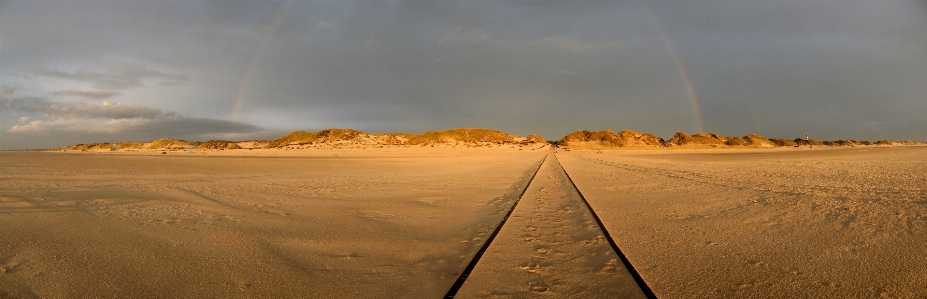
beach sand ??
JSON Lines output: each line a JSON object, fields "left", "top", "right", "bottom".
{"left": 456, "top": 154, "right": 646, "bottom": 298}
{"left": 2, "top": 146, "right": 925, "bottom": 298}
{"left": 558, "top": 146, "right": 927, "bottom": 298}
{"left": 0, "top": 149, "right": 545, "bottom": 298}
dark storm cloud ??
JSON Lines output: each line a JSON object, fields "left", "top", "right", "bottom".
{"left": 235, "top": 1, "right": 667, "bottom": 135}
{"left": 0, "top": 86, "right": 17, "bottom": 97}
{"left": 4, "top": 112, "right": 262, "bottom": 137}
{"left": 1, "top": 97, "right": 264, "bottom": 149}
{"left": 34, "top": 65, "right": 188, "bottom": 90}
{"left": 1, "top": 0, "right": 926, "bottom": 149}
{"left": 1, "top": 97, "right": 260, "bottom": 137}
{"left": 4, "top": 114, "right": 263, "bottom": 149}
{"left": 643, "top": 0, "right": 927, "bottom": 138}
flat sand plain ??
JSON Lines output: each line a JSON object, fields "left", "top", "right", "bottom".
{"left": 559, "top": 146, "right": 927, "bottom": 298}
{"left": 2, "top": 146, "right": 926, "bottom": 298}
{"left": 0, "top": 148, "right": 545, "bottom": 298}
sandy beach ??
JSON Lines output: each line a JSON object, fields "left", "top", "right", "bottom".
{"left": 455, "top": 154, "right": 647, "bottom": 298}
{"left": 0, "top": 149, "right": 545, "bottom": 298}
{"left": 559, "top": 146, "right": 927, "bottom": 298}
{"left": 1, "top": 146, "right": 926, "bottom": 298}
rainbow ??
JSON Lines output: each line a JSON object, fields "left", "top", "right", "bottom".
{"left": 232, "top": 1, "right": 293, "bottom": 120}
{"left": 640, "top": 0, "right": 706, "bottom": 133}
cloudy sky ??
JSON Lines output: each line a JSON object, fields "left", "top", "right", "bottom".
{"left": 2, "top": 0, "right": 926, "bottom": 149}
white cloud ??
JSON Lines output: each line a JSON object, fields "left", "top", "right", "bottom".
{"left": 8, "top": 119, "right": 81, "bottom": 134}
{"left": 18, "top": 116, "right": 30, "bottom": 123}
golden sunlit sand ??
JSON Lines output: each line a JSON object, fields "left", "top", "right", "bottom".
{"left": 2, "top": 144, "right": 926, "bottom": 298}
{"left": 558, "top": 147, "right": 927, "bottom": 297}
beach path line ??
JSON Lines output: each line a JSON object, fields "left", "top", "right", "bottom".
{"left": 450, "top": 153, "right": 653, "bottom": 298}
{"left": 443, "top": 154, "right": 548, "bottom": 298}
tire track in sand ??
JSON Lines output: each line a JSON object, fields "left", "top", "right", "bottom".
{"left": 450, "top": 154, "right": 653, "bottom": 298}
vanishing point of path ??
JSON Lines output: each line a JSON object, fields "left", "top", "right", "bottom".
{"left": 450, "top": 153, "right": 653, "bottom": 298}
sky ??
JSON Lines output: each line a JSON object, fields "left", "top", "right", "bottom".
{"left": 2, "top": 0, "right": 926, "bottom": 150}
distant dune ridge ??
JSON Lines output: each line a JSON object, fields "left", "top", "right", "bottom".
{"left": 55, "top": 128, "right": 548, "bottom": 152}
{"left": 555, "top": 130, "right": 924, "bottom": 150}
{"left": 266, "top": 129, "right": 390, "bottom": 148}
{"left": 407, "top": 128, "right": 537, "bottom": 146}
{"left": 196, "top": 140, "right": 242, "bottom": 150}
{"left": 58, "top": 139, "right": 198, "bottom": 151}
{"left": 54, "top": 127, "right": 924, "bottom": 152}
{"left": 664, "top": 132, "right": 775, "bottom": 148}
{"left": 558, "top": 130, "right": 664, "bottom": 149}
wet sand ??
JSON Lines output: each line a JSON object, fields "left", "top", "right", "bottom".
{"left": 2, "top": 146, "right": 926, "bottom": 298}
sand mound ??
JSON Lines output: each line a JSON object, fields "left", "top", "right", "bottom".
{"left": 676, "top": 133, "right": 776, "bottom": 147}
{"left": 48, "top": 126, "right": 927, "bottom": 152}
{"left": 234, "top": 140, "right": 270, "bottom": 149}
{"left": 525, "top": 134, "right": 546, "bottom": 144}
{"left": 196, "top": 140, "right": 242, "bottom": 150}
{"left": 407, "top": 128, "right": 520, "bottom": 146}
{"left": 558, "top": 130, "right": 664, "bottom": 149}
{"left": 267, "top": 129, "right": 380, "bottom": 148}
{"left": 626, "top": 131, "right": 776, "bottom": 148}
{"left": 821, "top": 140, "right": 875, "bottom": 147}
{"left": 145, "top": 138, "right": 197, "bottom": 150}
{"left": 267, "top": 129, "right": 420, "bottom": 148}
{"left": 876, "top": 140, "right": 902, "bottom": 146}
{"left": 792, "top": 138, "right": 825, "bottom": 146}
{"left": 665, "top": 132, "right": 726, "bottom": 147}
{"left": 742, "top": 134, "right": 776, "bottom": 147}
{"left": 770, "top": 138, "right": 797, "bottom": 147}
{"left": 263, "top": 128, "right": 541, "bottom": 148}
{"left": 59, "top": 142, "right": 115, "bottom": 151}
{"left": 116, "top": 142, "right": 145, "bottom": 150}
{"left": 374, "top": 133, "right": 415, "bottom": 145}
{"left": 53, "top": 127, "right": 544, "bottom": 151}
{"left": 59, "top": 139, "right": 267, "bottom": 151}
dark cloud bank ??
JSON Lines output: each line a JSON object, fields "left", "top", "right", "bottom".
{"left": 1, "top": 1, "right": 926, "bottom": 150}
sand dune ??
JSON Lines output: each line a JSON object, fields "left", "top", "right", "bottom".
{"left": 54, "top": 127, "right": 925, "bottom": 153}
{"left": 55, "top": 128, "right": 552, "bottom": 153}
{"left": 558, "top": 130, "right": 664, "bottom": 149}
{"left": 558, "top": 130, "right": 924, "bottom": 150}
